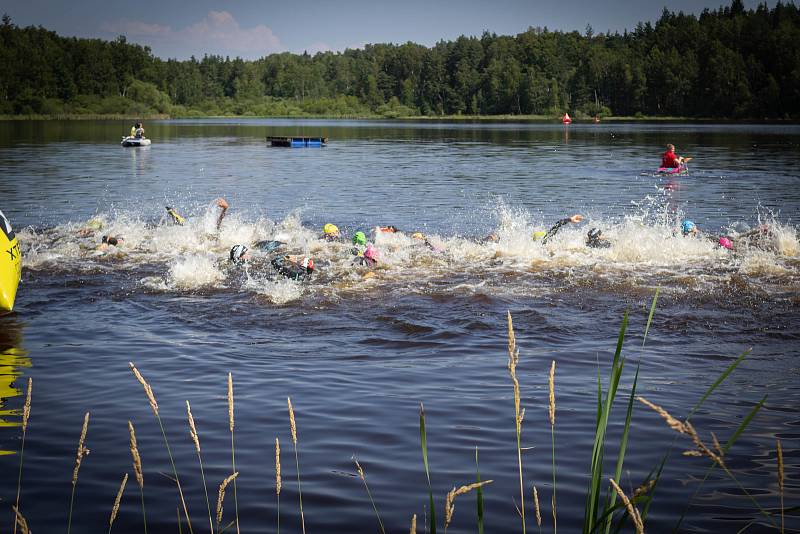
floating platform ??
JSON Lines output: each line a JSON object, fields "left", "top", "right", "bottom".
{"left": 267, "top": 136, "right": 328, "bottom": 148}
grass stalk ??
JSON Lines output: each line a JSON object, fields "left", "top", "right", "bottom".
{"left": 475, "top": 448, "right": 484, "bottom": 534}
{"left": 609, "top": 478, "right": 644, "bottom": 534}
{"left": 129, "top": 362, "right": 193, "bottom": 534}
{"left": 419, "top": 403, "right": 436, "bottom": 534}
{"left": 549, "top": 360, "right": 557, "bottom": 533}
{"left": 354, "top": 457, "right": 385, "bottom": 534}
{"left": 777, "top": 439, "right": 784, "bottom": 534}
{"left": 108, "top": 473, "right": 128, "bottom": 534}
{"left": 227, "top": 373, "right": 240, "bottom": 534}
{"left": 128, "top": 421, "right": 148, "bottom": 534}
{"left": 275, "top": 437, "right": 281, "bottom": 534}
{"left": 410, "top": 514, "right": 416, "bottom": 534}
{"left": 67, "top": 411, "right": 90, "bottom": 534}
{"left": 583, "top": 311, "right": 628, "bottom": 533}
{"left": 13, "top": 377, "right": 31, "bottom": 534}
{"left": 507, "top": 311, "right": 526, "bottom": 534}
{"left": 187, "top": 401, "right": 214, "bottom": 534}
{"left": 287, "top": 397, "right": 306, "bottom": 534}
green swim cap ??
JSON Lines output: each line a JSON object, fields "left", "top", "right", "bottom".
{"left": 353, "top": 231, "right": 366, "bottom": 246}
{"left": 532, "top": 230, "right": 547, "bottom": 241}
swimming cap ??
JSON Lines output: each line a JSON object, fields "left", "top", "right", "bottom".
{"left": 718, "top": 237, "right": 733, "bottom": 250}
{"left": 229, "top": 244, "right": 248, "bottom": 264}
{"left": 681, "top": 220, "right": 696, "bottom": 235}
{"left": 532, "top": 230, "right": 547, "bottom": 241}
{"left": 364, "top": 244, "right": 379, "bottom": 261}
{"left": 411, "top": 232, "right": 425, "bottom": 240}
{"left": 323, "top": 223, "right": 339, "bottom": 236}
{"left": 353, "top": 231, "right": 366, "bottom": 246}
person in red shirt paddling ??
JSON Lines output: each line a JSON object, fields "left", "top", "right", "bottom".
{"left": 661, "top": 144, "right": 685, "bottom": 168}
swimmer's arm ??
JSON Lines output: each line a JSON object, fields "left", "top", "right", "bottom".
{"left": 215, "top": 197, "right": 229, "bottom": 230}
{"left": 542, "top": 214, "right": 583, "bottom": 243}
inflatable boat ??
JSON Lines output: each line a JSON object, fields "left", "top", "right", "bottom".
{"left": 121, "top": 136, "right": 151, "bottom": 147}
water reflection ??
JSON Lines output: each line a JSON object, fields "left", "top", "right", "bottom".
{"left": 0, "top": 316, "right": 30, "bottom": 455}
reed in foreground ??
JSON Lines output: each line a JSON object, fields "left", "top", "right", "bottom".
{"left": 227, "top": 373, "right": 241, "bottom": 534}
{"left": 13, "top": 377, "right": 31, "bottom": 534}
{"left": 187, "top": 400, "right": 214, "bottom": 534}
{"left": 108, "top": 473, "right": 128, "bottom": 534}
{"left": 443, "top": 481, "right": 492, "bottom": 533}
{"left": 128, "top": 421, "right": 147, "bottom": 534}
{"left": 67, "top": 411, "right": 90, "bottom": 534}
{"left": 287, "top": 397, "right": 306, "bottom": 534}
{"left": 129, "top": 362, "right": 193, "bottom": 534}
{"left": 216, "top": 472, "right": 238, "bottom": 534}
{"left": 507, "top": 311, "right": 526, "bottom": 534}
{"left": 275, "top": 437, "right": 281, "bottom": 534}
{"left": 354, "top": 457, "right": 385, "bottom": 534}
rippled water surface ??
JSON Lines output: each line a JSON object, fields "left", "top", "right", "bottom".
{"left": 0, "top": 119, "right": 798, "bottom": 532}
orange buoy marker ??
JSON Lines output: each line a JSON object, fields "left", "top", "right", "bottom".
{"left": 562, "top": 112, "right": 572, "bottom": 124}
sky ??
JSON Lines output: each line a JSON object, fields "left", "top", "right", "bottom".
{"left": 2, "top": 0, "right": 772, "bottom": 60}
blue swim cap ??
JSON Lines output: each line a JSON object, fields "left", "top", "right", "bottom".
{"left": 681, "top": 220, "right": 696, "bottom": 235}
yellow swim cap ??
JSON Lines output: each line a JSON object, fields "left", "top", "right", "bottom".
{"left": 323, "top": 223, "right": 339, "bottom": 235}
{"left": 411, "top": 232, "right": 425, "bottom": 240}
{"left": 532, "top": 230, "right": 547, "bottom": 241}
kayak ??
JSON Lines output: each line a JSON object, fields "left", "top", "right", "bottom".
{"left": 121, "top": 136, "right": 151, "bottom": 147}
{"left": 656, "top": 165, "right": 688, "bottom": 175}
{"left": 0, "top": 209, "right": 21, "bottom": 312}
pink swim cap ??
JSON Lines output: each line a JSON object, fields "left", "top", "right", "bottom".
{"left": 364, "top": 244, "right": 380, "bottom": 261}
{"left": 718, "top": 237, "right": 733, "bottom": 250}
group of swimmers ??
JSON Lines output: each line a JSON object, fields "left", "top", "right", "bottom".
{"left": 80, "top": 174, "right": 780, "bottom": 283}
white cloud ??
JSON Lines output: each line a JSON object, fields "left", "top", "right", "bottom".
{"left": 302, "top": 42, "right": 332, "bottom": 55}
{"left": 102, "top": 11, "right": 282, "bottom": 59}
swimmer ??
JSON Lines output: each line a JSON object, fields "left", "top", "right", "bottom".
{"left": 532, "top": 214, "right": 584, "bottom": 244}
{"left": 411, "top": 231, "right": 443, "bottom": 252}
{"left": 586, "top": 228, "right": 611, "bottom": 248}
{"left": 96, "top": 234, "right": 124, "bottom": 251}
{"left": 681, "top": 220, "right": 698, "bottom": 236}
{"left": 166, "top": 206, "right": 186, "bottom": 225}
{"left": 322, "top": 223, "right": 341, "bottom": 241}
{"left": 353, "top": 243, "right": 380, "bottom": 269}
{"left": 272, "top": 254, "right": 315, "bottom": 281}
{"left": 482, "top": 233, "right": 500, "bottom": 243}
{"left": 76, "top": 218, "right": 104, "bottom": 237}
{"left": 229, "top": 244, "right": 251, "bottom": 265}
{"left": 377, "top": 225, "right": 399, "bottom": 234}
{"left": 253, "top": 240, "right": 286, "bottom": 253}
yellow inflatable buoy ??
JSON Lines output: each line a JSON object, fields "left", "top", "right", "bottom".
{"left": 0, "top": 210, "right": 21, "bottom": 312}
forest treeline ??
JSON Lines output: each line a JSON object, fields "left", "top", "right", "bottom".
{"left": 1, "top": 1, "right": 799, "bottom": 119}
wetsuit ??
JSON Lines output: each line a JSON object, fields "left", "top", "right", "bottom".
{"left": 271, "top": 256, "right": 312, "bottom": 281}
{"left": 541, "top": 219, "right": 572, "bottom": 244}
{"left": 254, "top": 240, "right": 286, "bottom": 253}
{"left": 586, "top": 228, "right": 611, "bottom": 248}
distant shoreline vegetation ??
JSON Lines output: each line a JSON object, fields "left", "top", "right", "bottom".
{"left": 1, "top": 0, "right": 799, "bottom": 120}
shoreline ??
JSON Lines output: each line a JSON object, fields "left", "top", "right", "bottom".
{"left": 1, "top": 113, "right": 798, "bottom": 124}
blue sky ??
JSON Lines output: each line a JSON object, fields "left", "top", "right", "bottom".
{"left": 2, "top": 0, "right": 771, "bottom": 59}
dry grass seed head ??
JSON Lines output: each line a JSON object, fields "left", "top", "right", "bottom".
{"left": 633, "top": 479, "right": 656, "bottom": 499}
{"left": 549, "top": 360, "right": 556, "bottom": 426}
{"left": 22, "top": 377, "right": 31, "bottom": 431}
{"left": 410, "top": 513, "right": 417, "bottom": 534}
{"left": 128, "top": 421, "right": 143, "bottom": 489}
{"left": 72, "top": 412, "right": 91, "bottom": 487}
{"left": 109, "top": 473, "right": 128, "bottom": 529}
{"left": 777, "top": 439, "right": 784, "bottom": 492}
{"left": 216, "top": 472, "right": 239, "bottom": 526}
{"left": 275, "top": 437, "right": 281, "bottom": 495}
{"left": 288, "top": 397, "right": 297, "bottom": 445}
{"left": 187, "top": 401, "right": 200, "bottom": 454}
{"left": 12, "top": 506, "right": 30, "bottom": 534}
{"left": 227, "top": 372, "right": 234, "bottom": 433}
{"left": 637, "top": 396, "right": 686, "bottom": 434}
{"left": 609, "top": 478, "right": 644, "bottom": 534}
{"left": 354, "top": 458, "right": 365, "bottom": 481}
{"left": 444, "top": 480, "right": 493, "bottom": 530}
{"left": 129, "top": 362, "right": 158, "bottom": 416}
{"left": 533, "top": 485, "right": 542, "bottom": 527}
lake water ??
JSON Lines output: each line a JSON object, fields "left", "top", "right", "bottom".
{"left": 0, "top": 119, "right": 798, "bottom": 532}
